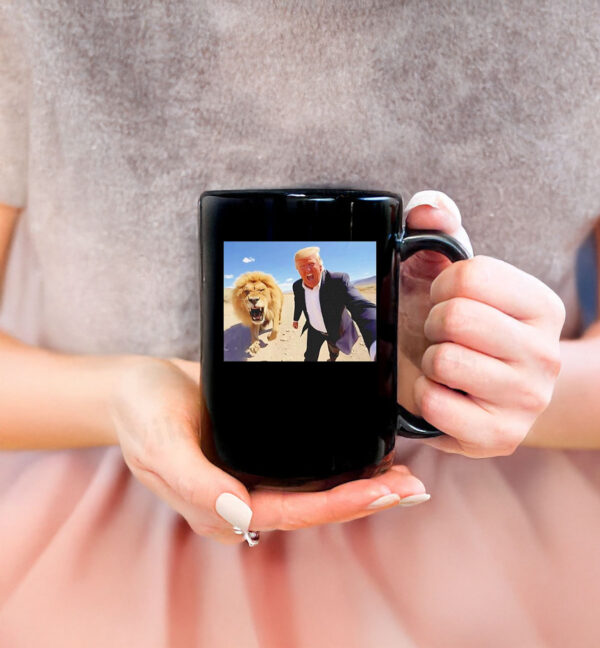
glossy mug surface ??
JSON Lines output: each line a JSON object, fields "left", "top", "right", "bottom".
{"left": 199, "top": 189, "right": 469, "bottom": 491}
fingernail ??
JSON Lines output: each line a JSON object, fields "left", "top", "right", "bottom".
{"left": 399, "top": 493, "right": 431, "bottom": 507}
{"left": 216, "top": 492, "right": 253, "bottom": 532}
{"left": 367, "top": 493, "right": 401, "bottom": 509}
{"left": 403, "top": 190, "right": 473, "bottom": 258}
{"left": 403, "top": 190, "right": 461, "bottom": 222}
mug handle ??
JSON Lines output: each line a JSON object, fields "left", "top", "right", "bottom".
{"left": 395, "top": 228, "right": 472, "bottom": 438}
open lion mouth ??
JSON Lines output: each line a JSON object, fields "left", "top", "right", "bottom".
{"left": 249, "top": 306, "right": 264, "bottom": 322}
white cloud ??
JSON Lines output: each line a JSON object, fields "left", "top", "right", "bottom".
{"left": 242, "top": 257, "right": 255, "bottom": 263}
{"left": 285, "top": 277, "right": 294, "bottom": 282}
{"left": 224, "top": 274, "right": 234, "bottom": 279}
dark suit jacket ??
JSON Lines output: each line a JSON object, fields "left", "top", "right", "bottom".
{"left": 292, "top": 270, "right": 376, "bottom": 354}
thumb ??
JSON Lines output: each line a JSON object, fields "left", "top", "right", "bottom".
{"left": 403, "top": 190, "right": 474, "bottom": 257}
{"left": 148, "top": 430, "right": 256, "bottom": 542}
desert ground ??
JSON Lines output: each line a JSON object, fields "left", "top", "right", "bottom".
{"left": 224, "top": 285, "right": 376, "bottom": 362}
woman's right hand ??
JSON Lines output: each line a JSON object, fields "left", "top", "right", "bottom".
{"left": 109, "top": 356, "right": 430, "bottom": 545}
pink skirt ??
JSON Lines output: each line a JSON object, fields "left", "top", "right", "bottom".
{"left": 1, "top": 440, "right": 599, "bottom": 647}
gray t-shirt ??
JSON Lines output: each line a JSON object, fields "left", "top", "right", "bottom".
{"left": 1, "top": 1, "right": 599, "bottom": 356}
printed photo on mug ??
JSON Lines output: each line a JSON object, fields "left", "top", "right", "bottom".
{"left": 223, "top": 241, "right": 377, "bottom": 362}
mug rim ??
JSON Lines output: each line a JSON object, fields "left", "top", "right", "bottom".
{"left": 200, "top": 187, "right": 400, "bottom": 201}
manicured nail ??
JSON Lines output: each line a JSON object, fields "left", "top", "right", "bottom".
{"left": 403, "top": 190, "right": 473, "bottom": 257}
{"left": 215, "top": 493, "right": 253, "bottom": 532}
{"left": 403, "top": 190, "right": 461, "bottom": 221}
{"left": 367, "top": 493, "right": 401, "bottom": 509}
{"left": 399, "top": 493, "right": 431, "bottom": 507}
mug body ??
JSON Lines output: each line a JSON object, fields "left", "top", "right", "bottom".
{"left": 199, "top": 188, "right": 401, "bottom": 491}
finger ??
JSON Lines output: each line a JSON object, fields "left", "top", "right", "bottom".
{"left": 419, "top": 434, "right": 465, "bottom": 455}
{"left": 421, "top": 342, "right": 521, "bottom": 405}
{"left": 400, "top": 203, "right": 455, "bottom": 286}
{"left": 134, "top": 419, "right": 254, "bottom": 538}
{"left": 130, "top": 463, "right": 244, "bottom": 545}
{"left": 413, "top": 375, "right": 522, "bottom": 456}
{"left": 250, "top": 466, "right": 427, "bottom": 531}
{"left": 420, "top": 427, "right": 518, "bottom": 459}
{"left": 424, "top": 297, "right": 539, "bottom": 362}
{"left": 404, "top": 190, "right": 474, "bottom": 256}
{"left": 335, "top": 466, "right": 429, "bottom": 523}
{"left": 430, "top": 256, "right": 566, "bottom": 333}
{"left": 400, "top": 245, "right": 452, "bottom": 285}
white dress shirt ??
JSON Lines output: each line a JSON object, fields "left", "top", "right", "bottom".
{"left": 302, "top": 269, "right": 327, "bottom": 334}
{"left": 301, "top": 270, "right": 377, "bottom": 360}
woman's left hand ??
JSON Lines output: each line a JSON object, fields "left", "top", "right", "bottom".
{"left": 406, "top": 192, "right": 566, "bottom": 457}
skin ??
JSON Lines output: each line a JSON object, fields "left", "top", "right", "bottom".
{"left": 296, "top": 254, "right": 323, "bottom": 289}
{"left": 0, "top": 204, "right": 426, "bottom": 544}
{"left": 293, "top": 253, "right": 323, "bottom": 329}
{"left": 405, "top": 204, "right": 598, "bottom": 454}
{"left": 1, "top": 200, "right": 598, "bottom": 544}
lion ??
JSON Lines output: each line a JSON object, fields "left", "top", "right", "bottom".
{"left": 231, "top": 271, "right": 284, "bottom": 355}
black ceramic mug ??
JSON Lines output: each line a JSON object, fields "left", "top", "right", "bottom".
{"left": 199, "top": 189, "right": 470, "bottom": 491}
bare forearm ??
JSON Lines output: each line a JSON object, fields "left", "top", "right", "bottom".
{"left": 0, "top": 204, "right": 19, "bottom": 294}
{"left": 524, "top": 323, "right": 600, "bottom": 449}
{"left": 0, "top": 330, "right": 125, "bottom": 450}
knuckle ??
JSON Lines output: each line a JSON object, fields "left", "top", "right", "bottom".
{"left": 454, "top": 257, "right": 483, "bottom": 295}
{"left": 442, "top": 299, "right": 469, "bottom": 337}
{"left": 418, "top": 382, "right": 440, "bottom": 425}
{"left": 539, "top": 385, "right": 554, "bottom": 411}
{"left": 497, "top": 441, "right": 520, "bottom": 457}
{"left": 533, "top": 287, "right": 566, "bottom": 333}
{"left": 459, "top": 415, "right": 526, "bottom": 459}
{"left": 549, "top": 291, "right": 567, "bottom": 328}
{"left": 539, "top": 346, "right": 562, "bottom": 380}
{"left": 517, "top": 384, "right": 550, "bottom": 413}
{"left": 528, "top": 335, "right": 562, "bottom": 380}
{"left": 469, "top": 254, "right": 488, "bottom": 274}
{"left": 429, "top": 344, "right": 457, "bottom": 380}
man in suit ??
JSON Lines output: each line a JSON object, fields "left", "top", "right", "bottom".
{"left": 292, "top": 246, "right": 377, "bottom": 362}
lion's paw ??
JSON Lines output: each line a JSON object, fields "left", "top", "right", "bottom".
{"left": 248, "top": 341, "right": 260, "bottom": 355}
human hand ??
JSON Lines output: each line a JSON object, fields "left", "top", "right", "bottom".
{"left": 396, "top": 191, "right": 473, "bottom": 409}
{"left": 293, "top": 321, "right": 299, "bottom": 329}
{"left": 110, "top": 357, "right": 429, "bottom": 546}
{"left": 404, "top": 191, "right": 565, "bottom": 458}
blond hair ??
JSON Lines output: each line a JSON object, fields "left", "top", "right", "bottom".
{"left": 294, "top": 246, "right": 321, "bottom": 264}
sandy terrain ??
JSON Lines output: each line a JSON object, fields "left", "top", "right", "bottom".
{"left": 224, "top": 286, "right": 376, "bottom": 362}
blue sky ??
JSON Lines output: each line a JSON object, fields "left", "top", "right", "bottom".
{"left": 224, "top": 241, "right": 376, "bottom": 293}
